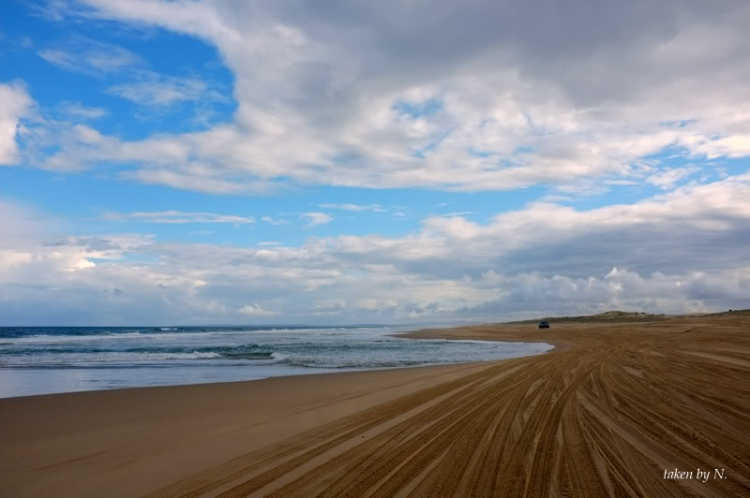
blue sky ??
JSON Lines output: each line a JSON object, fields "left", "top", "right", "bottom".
{"left": 1, "top": 1, "right": 749, "bottom": 324}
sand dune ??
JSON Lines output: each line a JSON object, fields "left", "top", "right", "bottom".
{"left": 2, "top": 314, "right": 749, "bottom": 497}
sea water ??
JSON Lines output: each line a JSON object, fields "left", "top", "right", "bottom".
{"left": 0, "top": 326, "right": 552, "bottom": 398}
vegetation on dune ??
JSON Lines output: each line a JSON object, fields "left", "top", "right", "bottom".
{"left": 507, "top": 309, "right": 750, "bottom": 324}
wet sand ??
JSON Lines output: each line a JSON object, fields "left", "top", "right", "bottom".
{"left": 1, "top": 313, "right": 749, "bottom": 497}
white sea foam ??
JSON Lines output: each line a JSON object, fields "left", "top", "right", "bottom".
{"left": 270, "top": 352, "right": 287, "bottom": 362}
{"left": 0, "top": 351, "right": 222, "bottom": 367}
{"left": 0, "top": 325, "right": 553, "bottom": 397}
{"left": 0, "top": 332, "right": 147, "bottom": 344}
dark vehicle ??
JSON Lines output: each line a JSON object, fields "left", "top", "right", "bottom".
{"left": 538, "top": 321, "right": 550, "bottom": 329}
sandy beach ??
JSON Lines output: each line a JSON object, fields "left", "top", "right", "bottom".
{"left": 1, "top": 313, "right": 749, "bottom": 497}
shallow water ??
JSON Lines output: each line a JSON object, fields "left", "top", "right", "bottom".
{"left": 0, "top": 325, "right": 552, "bottom": 398}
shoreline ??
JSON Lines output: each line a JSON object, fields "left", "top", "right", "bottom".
{"left": 0, "top": 356, "right": 499, "bottom": 401}
{"left": 394, "top": 325, "right": 570, "bottom": 351}
{"left": 0, "top": 331, "right": 553, "bottom": 400}
{"left": 2, "top": 315, "right": 749, "bottom": 497}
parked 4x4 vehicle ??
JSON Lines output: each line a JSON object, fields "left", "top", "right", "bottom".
{"left": 538, "top": 321, "right": 550, "bottom": 329}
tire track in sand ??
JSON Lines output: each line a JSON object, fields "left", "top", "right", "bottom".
{"left": 149, "top": 319, "right": 750, "bottom": 498}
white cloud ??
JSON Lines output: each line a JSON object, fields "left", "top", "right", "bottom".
{"left": 38, "top": 49, "right": 78, "bottom": 69}
{"left": 239, "top": 303, "right": 277, "bottom": 316}
{"left": 107, "top": 73, "right": 210, "bottom": 107}
{"left": 261, "top": 216, "right": 289, "bottom": 225}
{"left": 319, "top": 203, "right": 386, "bottom": 212}
{"left": 647, "top": 166, "right": 698, "bottom": 189}
{"left": 302, "top": 212, "right": 332, "bottom": 227}
{"left": 37, "top": 36, "right": 141, "bottom": 74}
{"left": 104, "top": 210, "right": 254, "bottom": 224}
{"left": 28, "top": 0, "right": 82, "bottom": 21}
{"left": 0, "top": 82, "right": 33, "bottom": 165}
{"left": 123, "top": 168, "right": 264, "bottom": 194}
{"left": 22, "top": 0, "right": 747, "bottom": 193}
{"left": 442, "top": 211, "right": 476, "bottom": 217}
{"left": 59, "top": 101, "right": 107, "bottom": 120}
{"left": 1, "top": 174, "right": 749, "bottom": 324}
{"left": 4, "top": 2, "right": 750, "bottom": 324}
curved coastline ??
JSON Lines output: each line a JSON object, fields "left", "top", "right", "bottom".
{"left": 1, "top": 313, "right": 749, "bottom": 497}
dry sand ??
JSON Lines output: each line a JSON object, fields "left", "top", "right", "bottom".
{"left": 1, "top": 313, "right": 749, "bottom": 497}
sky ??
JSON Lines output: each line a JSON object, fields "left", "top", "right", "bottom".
{"left": 1, "top": 0, "right": 749, "bottom": 325}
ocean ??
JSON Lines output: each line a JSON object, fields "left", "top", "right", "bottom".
{"left": 0, "top": 326, "right": 553, "bottom": 398}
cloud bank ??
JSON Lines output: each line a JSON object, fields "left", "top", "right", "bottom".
{"left": 3, "top": 1, "right": 749, "bottom": 324}
{"left": 2, "top": 174, "right": 748, "bottom": 324}
{"left": 18, "top": 0, "right": 750, "bottom": 194}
